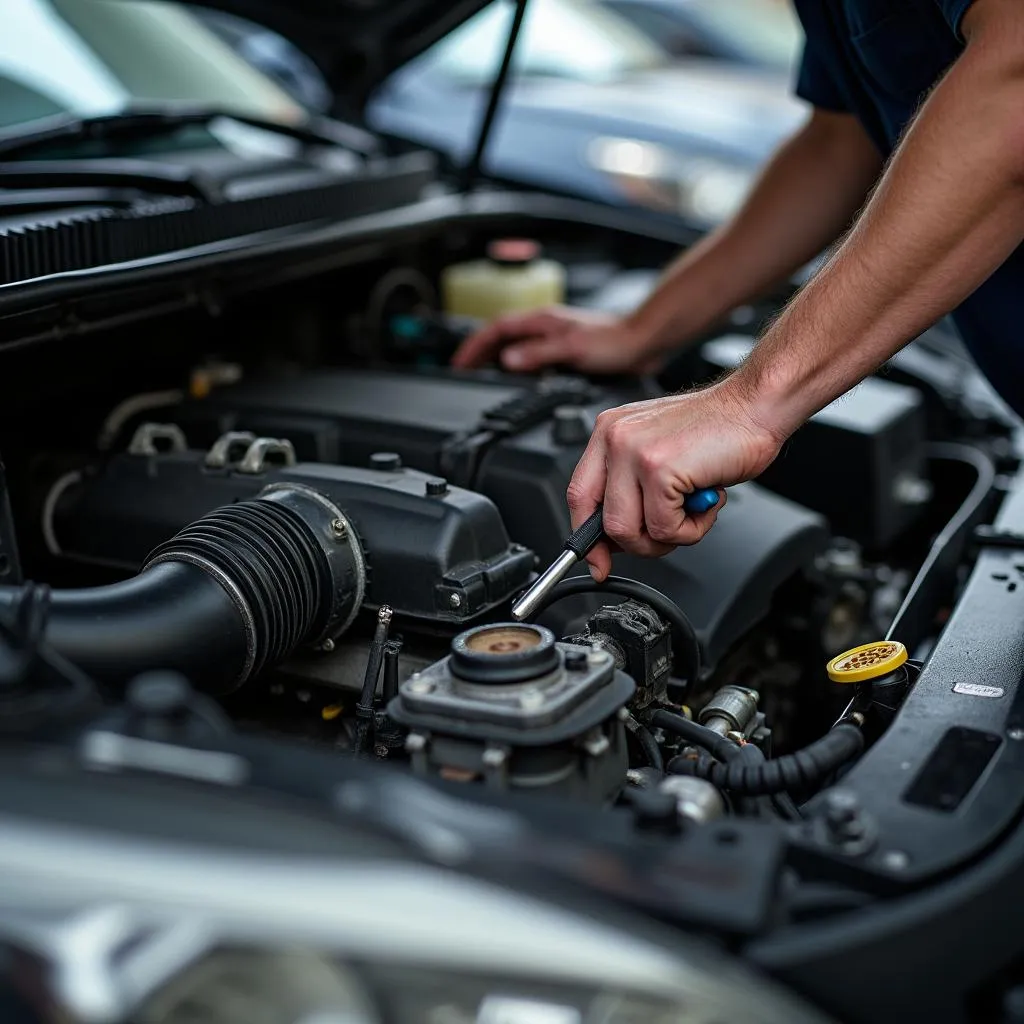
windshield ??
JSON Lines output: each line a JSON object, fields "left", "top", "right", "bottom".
{"left": 428, "top": 0, "right": 669, "bottom": 86}
{"left": 681, "top": 0, "right": 802, "bottom": 70}
{"left": 0, "top": 0, "right": 303, "bottom": 133}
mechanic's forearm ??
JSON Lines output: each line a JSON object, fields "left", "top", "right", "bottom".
{"left": 629, "top": 109, "right": 882, "bottom": 354}
{"left": 730, "top": 6, "right": 1024, "bottom": 442}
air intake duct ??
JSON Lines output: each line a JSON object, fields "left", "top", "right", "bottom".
{"left": 0, "top": 486, "right": 364, "bottom": 692}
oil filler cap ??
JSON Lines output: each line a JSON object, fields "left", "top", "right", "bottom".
{"left": 827, "top": 640, "right": 908, "bottom": 684}
{"left": 449, "top": 623, "right": 560, "bottom": 684}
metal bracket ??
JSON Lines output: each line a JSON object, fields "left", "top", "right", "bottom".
{"left": 236, "top": 437, "right": 296, "bottom": 475}
{"left": 127, "top": 422, "right": 188, "bottom": 456}
{"left": 204, "top": 430, "right": 257, "bottom": 469}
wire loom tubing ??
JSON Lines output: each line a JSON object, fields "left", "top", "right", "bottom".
{"left": 654, "top": 709, "right": 865, "bottom": 797}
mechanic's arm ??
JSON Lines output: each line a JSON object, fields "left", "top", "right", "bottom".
{"left": 623, "top": 107, "right": 881, "bottom": 358}
{"left": 735, "top": 0, "right": 1024, "bottom": 440}
{"left": 452, "top": 108, "right": 881, "bottom": 371}
{"left": 571, "top": 0, "right": 1024, "bottom": 581}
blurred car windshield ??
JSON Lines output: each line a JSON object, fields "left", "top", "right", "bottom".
{"left": 0, "top": 0, "right": 303, "bottom": 132}
{"left": 428, "top": 0, "right": 670, "bottom": 85}
{"left": 679, "top": 0, "right": 801, "bottom": 69}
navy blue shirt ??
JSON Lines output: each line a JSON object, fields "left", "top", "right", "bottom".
{"left": 792, "top": 0, "right": 1024, "bottom": 417}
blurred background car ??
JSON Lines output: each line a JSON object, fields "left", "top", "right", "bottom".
{"left": 197, "top": 0, "right": 808, "bottom": 229}
{"left": 597, "top": 0, "right": 802, "bottom": 71}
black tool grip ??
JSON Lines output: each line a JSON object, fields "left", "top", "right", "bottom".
{"left": 565, "top": 506, "right": 606, "bottom": 558}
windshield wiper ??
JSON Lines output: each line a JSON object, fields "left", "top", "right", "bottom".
{"left": 0, "top": 104, "right": 380, "bottom": 161}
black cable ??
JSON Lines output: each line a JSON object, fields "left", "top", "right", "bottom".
{"left": 529, "top": 575, "right": 701, "bottom": 686}
{"left": 667, "top": 722, "right": 865, "bottom": 797}
{"left": 652, "top": 709, "right": 739, "bottom": 763}
{"left": 626, "top": 715, "right": 664, "bottom": 772}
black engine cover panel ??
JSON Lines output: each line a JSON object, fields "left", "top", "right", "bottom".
{"left": 157, "top": 368, "right": 830, "bottom": 669}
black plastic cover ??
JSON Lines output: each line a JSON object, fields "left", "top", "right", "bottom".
{"left": 159, "top": 368, "right": 828, "bottom": 670}
{"left": 702, "top": 336, "right": 928, "bottom": 549}
{"left": 53, "top": 452, "right": 534, "bottom": 625}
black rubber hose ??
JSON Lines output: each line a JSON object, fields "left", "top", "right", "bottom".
{"left": 0, "top": 495, "right": 337, "bottom": 693}
{"left": 0, "top": 562, "right": 246, "bottom": 691}
{"left": 626, "top": 715, "right": 664, "bottom": 772}
{"left": 528, "top": 575, "right": 701, "bottom": 686}
{"left": 667, "top": 722, "right": 865, "bottom": 796}
{"left": 652, "top": 709, "right": 741, "bottom": 764}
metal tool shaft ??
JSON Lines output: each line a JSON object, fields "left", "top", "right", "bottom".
{"left": 511, "top": 548, "right": 578, "bottom": 621}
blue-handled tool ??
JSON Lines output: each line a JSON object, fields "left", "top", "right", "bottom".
{"left": 510, "top": 487, "right": 721, "bottom": 621}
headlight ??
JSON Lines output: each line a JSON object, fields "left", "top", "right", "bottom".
{"left": 586, "top": 137, "right": 754, "bottom": 227}
{"left": 0, "top": 812, "right": 835, "bottom": 1024}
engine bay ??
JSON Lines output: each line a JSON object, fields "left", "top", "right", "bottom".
{"left": 2, "top": 212, "right": 1024, "bottom": 1022}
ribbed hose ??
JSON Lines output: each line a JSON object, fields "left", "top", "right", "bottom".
{"left": 0, "top": 496, "right": 337, "bottom": 692}
{"left": 147, "top": 498, "right": 333, "bottom": 679}
{"left": 658, "top": 709, "right": 865, "bottom": 797}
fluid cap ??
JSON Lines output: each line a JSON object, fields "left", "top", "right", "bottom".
{"left": 449, "top": 623, "right": 560, "bottom": 684}
{"left": 487, "top": 238, "right": 541, "bottom": 266}
{"left": 827, "top": 640, "right": 907, "bottom": 684}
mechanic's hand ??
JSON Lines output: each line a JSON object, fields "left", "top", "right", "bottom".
{"left": 568, "top": 383, "right": 784, "bottom": 581}
{"left": 450, "top": 306, "right": 660, "bottom": 374}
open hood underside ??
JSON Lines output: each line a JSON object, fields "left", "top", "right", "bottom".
{"left": 176, "top": 0, "right": 494, "bottom": 117}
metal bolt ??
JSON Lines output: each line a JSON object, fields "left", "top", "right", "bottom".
{"left": 882, "top": 849, "right": 910, "bottom": 871}
{"left": 626, "top": 768, "right": 646, "bottom": 786}
{"left": 449, "top": 593, "right": 463, "bottom": 609}
{"left": 726, "top": 730, "right": 747, "bottom": 747}
{"left": 405, "top": 733, "right": 427, "bottom": 753}
{"left": 1009, "top": 728, "right": 1024, "bottom": 741}
{"left": 318, "top": 637, "right": 336, "bottom": 653}
{"left": 617, "top": 706, "right": 632, "bottom": 722}
{"left": 330, "top": 518, "right": 347, "bottom": 539}
{"left": 406, "top": 676, "right": 434, "bottom": 695}
{"left": 587, "top": 650, "right": 609, "bottom": 666}
{"left": 519, "top": 689, "right": 545, "bottom": 710}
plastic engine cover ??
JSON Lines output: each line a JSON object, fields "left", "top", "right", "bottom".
{"left": 51, "top": 452, "right": 534, "bottom": 625}
{"left": 148, "top": 368, "right": 829, "bottom": 669}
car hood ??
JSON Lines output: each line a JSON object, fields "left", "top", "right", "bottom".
{"left": 512, "top": 62, "right": 807, "bottom": 159}
{"left": 177, "top": 0, "right": 494, "bottom": 117}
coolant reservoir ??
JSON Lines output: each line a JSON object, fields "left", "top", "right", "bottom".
{"left": 441, "top": 239, "right": 566, "bottom": 320}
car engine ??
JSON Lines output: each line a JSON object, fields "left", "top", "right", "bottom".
{"left": 1, "top": 215, "right": 1022, "bottom": 1024}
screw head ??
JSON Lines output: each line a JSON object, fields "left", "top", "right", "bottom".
{"left": 318, "top": 637, "right": 336, "bottom": 653}
{"left": 406, "top": 676, "right": 434, "bottom": 695}
{"left": 1009, "top": 727, "right": 1024, "bottom": 741}
{"left": 405, "top": 733, "right": 427, "bottom": 753}
{"left": 519, "top": 689, "right": 546, "bottom": 710}
{"left": 330, "top": 518, "right": 347, "bottom": 539}
{"left": 449, "top": 593, "right": 463, "bottom": 609}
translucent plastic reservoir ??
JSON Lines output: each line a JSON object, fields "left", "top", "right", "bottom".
{"left": 441, "top": 239, "right": 566, "bottom": 321}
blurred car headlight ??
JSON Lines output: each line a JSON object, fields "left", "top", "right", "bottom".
{"left": 0, "top": 810, "right": 835, "bottom": 1024}
{"left": 586, "top": 137, "right": 754, "bottom": 227}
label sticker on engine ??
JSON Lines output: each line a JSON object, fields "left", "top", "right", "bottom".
{"left": 953, "top": 682, "right": 1005, "bottom": 699}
